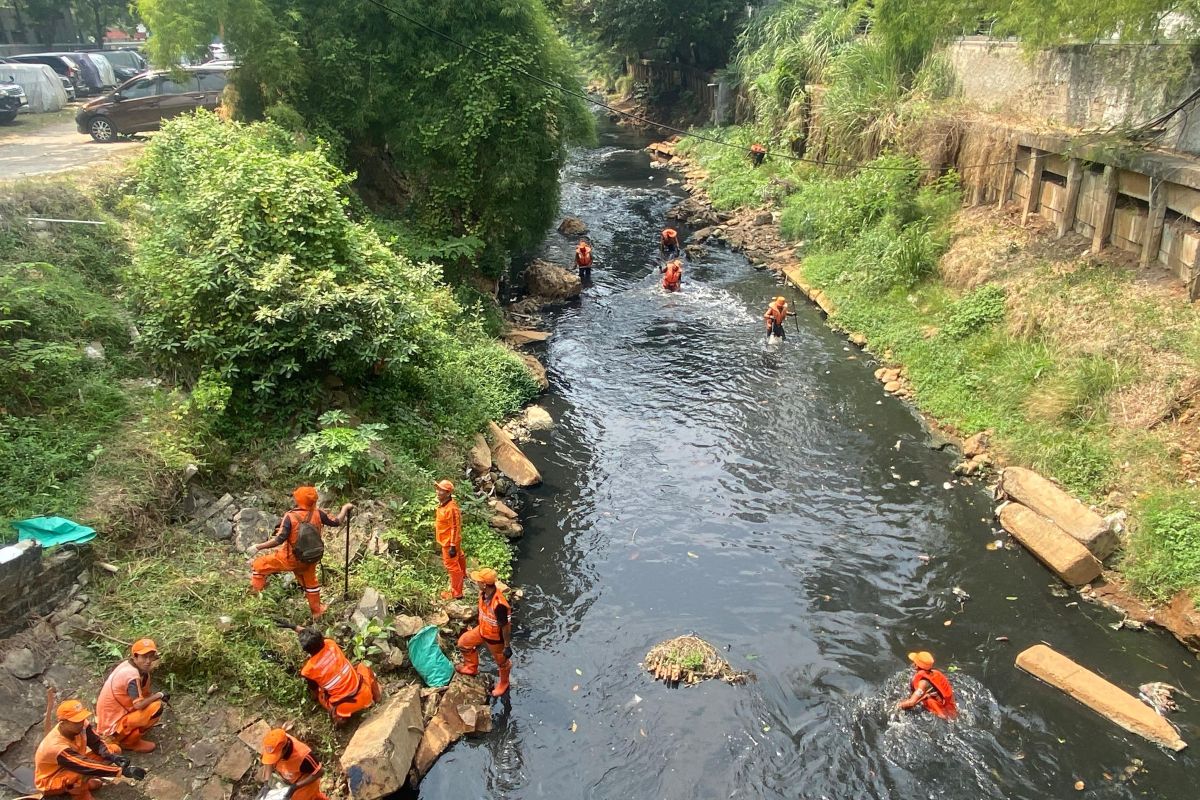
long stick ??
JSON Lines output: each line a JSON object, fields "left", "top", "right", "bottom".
{"left": 343, "top": 509, "right": 352, "bottom": 601}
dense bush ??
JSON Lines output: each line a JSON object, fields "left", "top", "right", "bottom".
{"left": 943, "top": 284, "right": 1006, "bottom": 339}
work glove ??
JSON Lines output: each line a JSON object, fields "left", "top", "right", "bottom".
{"left": 158, "top": 691, "right": 171, "bottom": 703}
{"left": 503, "top": 646, "right": 513, "bottom": 659}
{"left": 121, "top": 764, "right": 147, "bottom": 781}
{"left": 448, "top": 545, "right": 457, "bottom": 558}
{"left": 110, "top": 755, "right": 130, "bottom": 768}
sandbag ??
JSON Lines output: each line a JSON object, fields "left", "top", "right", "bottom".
{"left": 407, "top": 625, "right": 453, "bottom": 687}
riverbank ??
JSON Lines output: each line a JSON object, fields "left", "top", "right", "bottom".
{"left": 657, "top": 128, "right": 1200, "bottom": 653}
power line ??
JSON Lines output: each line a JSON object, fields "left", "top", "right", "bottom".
{"left": 360, "top": 0, "right": 1023, "bottom": 173}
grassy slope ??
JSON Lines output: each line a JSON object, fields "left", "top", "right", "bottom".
{"left": 679, "top": 127, "right": 1200, "bottom": 605}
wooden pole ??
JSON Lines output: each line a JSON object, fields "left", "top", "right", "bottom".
{"left": 1141, "top": 176, "right": 1167, "bottom": 269}
{"left": 1091, "top": 165, "right": 1119, "bottom": 254}
{"left": 343, "top": 510, "right": 352, "bottom": 601}
{"left": 1058, "top": 158, "right": 1083, "bottom": 239}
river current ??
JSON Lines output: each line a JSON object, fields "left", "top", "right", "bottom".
{"left": 418, "top": 118, "right": 1200, "bottom": 799}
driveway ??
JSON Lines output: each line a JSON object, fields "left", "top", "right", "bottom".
{"left": 0, "top": 120, "right": 145, "bottom": 179}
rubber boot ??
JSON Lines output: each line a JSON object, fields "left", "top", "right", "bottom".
{"left": 491, "top": 664, "right": 511, "bottom": 697}
{"left": 123, "top": 731, "right": 157, "bottom": 753}
{"left": 455, "top": 647, "right": 479, "bottom": 675}
{"left": 307, "top": 590, "right": 327, "bottom": 619}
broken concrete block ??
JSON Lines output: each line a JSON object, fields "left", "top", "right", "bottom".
{"left": 1016, "top": 644, "right": 1186, "bottom": 751}
{"left": 999, "top": 503, "right": 1102, "bottom": 586}
{"left": 1000, "top": 467, "right": 1117, "bottom": 559}
{"left": 487, "top": 421, "right": 542, "bottom": 487}
{"left": 411, "top": 674, "right": 489, "bottom": 778}
{"left": 341, "top": 686, "right": 424, "bottom": 800}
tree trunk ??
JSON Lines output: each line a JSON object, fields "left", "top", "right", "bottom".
{"left": 92, "top": 0, "right": 104, "bottom": 46}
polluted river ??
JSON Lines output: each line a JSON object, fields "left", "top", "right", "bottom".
{"left": 417, "top": 118, "right": 1200, "bottom": 799}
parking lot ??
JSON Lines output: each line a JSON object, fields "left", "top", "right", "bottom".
{"left": 0, "top": 117, "right": 144, "bottom": 178}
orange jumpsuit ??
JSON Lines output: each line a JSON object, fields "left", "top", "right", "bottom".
{"left": 435, "top": 497, "right": 465, "bottom": 598}
{"left": 96, "top": 660, "right": 162, "bottom": 749}
{"left": 250, "top": 505, "right": 330, "bottom": 614}
{"left": 662, "top": 261, "right": 683, "bottom": 292}
{"left": 271, "top": 735, "right": 329, "bottom": 800}
{"left": 34, "top": 723, "right": 122, "bottom": 797}
{"left": 457, "top": 588, "right": 512, "bottom": 673}
{"left": 911, "top": 669, "right": 958, "bottom": 719}
{"left": 300, "top": 638, "right": 380, "bottom": 721}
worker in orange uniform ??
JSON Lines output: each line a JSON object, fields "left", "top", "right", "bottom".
{"left": 763, "top": 296, "right": 793, "bottom": 340}
{"left": 34, "top": 699, "right": 145, "bottom": 799}
{"left": 259, "top": 728, "right": 328, "bottom": 800}
{"left": 96, "top": 639, "right": 165, "bottom": 753}
{"left": 295, "top": 626, "right": 380, "bottom": 724}
{"left": 661, "top": 259, "right": 683, "bottom": 292}
{"left": 897, "top": 651, "right": 957, "bottom": 720}
{"left": 659, "top": 228, "right": 680, "bottom": 258}
{"left": 250, "top": 486, "right": 353, "bottom": 619}
{"left": 750, "top": 142, "right": 767, "bottom": 167}
{"left": 435, "top": 479, "right": 466, "bottom": 600}
{"left": 574, "top": 240, "right": 594, "bottom": 279}
{"left": 455, "top": 568, "right": 513, "bottom": 697}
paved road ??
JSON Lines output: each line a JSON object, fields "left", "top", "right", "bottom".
{"left": 0, "top": 120, "right": 145, "bottom": 179}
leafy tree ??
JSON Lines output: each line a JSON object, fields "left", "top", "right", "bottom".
{"left": 135, "top": 0, "right": 592, "bottom": 268}
{"left": 564, "top": 0, "right": 747, "bottom": 69}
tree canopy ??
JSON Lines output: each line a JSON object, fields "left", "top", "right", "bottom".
{"left": 562, "top": 0, "right": 748, "bottom": 69}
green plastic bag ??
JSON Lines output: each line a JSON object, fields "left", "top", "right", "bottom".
{"left": 13, "top": 516, "right": 96, "bottom": 547}
{"left": 407, "top": 624, "right": 453, "bottom": 687}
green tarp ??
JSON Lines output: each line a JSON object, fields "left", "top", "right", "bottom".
{"left": 12, "top": 516, "right": 95, "bottom": 547}
{"left": 407, "top": 624, "right": 453, "bottom": 687}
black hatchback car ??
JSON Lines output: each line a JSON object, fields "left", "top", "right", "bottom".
{"left": 75, "top": 66, "right": 231, "bottom": 142}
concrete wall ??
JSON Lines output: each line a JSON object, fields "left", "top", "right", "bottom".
{"left": 0, "top": 540, "right": 91, "bottom": 639}
{"left": 946, "top": 38, "right": 1200, "bottom": 154}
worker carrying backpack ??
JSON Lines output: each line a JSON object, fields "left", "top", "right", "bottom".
{"left": 292, "top": 507, "right": 325, "bottom": 564}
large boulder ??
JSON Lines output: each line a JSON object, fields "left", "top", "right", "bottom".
{"left": 557, "top": 216, "right": 588, "bottom": 236}
{"left": 468, "top": 434, "right": 491, "bottom": 474}
{"left": 487, "top": 422, "right": 542, "bottom": 487}
{"left": 520, "top": 405, "right": 553, "bottom": 432}
{"left": 525, "top": 259, "right": 581, "bottom": 302}
{"left": 518, "top": 353, "right": 549, "bottom": 391}
{"left": 1000, "top": 467, "right": 1117, "bottom": 559}
{"left": 341, "top": 686, "right": 425, "bottom": 800}
{"left": 233, "top": 507, "right": 275, "bottom": 553}
{"left": 411, "top": 674, "right": 491, "bottom": 780}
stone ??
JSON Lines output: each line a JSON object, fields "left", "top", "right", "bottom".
{"left": 848, "top": 332, "right": 867, "bottom": 346}
{"left": 84, "top": 340, "right": 105, "bottom": 360}
{"left": 341, "top": 686, "right": 424, "bottom": 800}
{"left": 883, "top": 381, "right": 902, "bottom": 394}
{"left": 0, "top": 666, "right": 43, "bottom": 751}
{"left": 753, "top": 211, "right": 773, "bottom": 226}
{"left": 202, "top": 517, "right": 234, "bottom": 541}
{"left": 185, "top": 737, "right": 223, "bottom": 770}
{"left": 999, "top": 503, "right": 1102, "bottom": 587}
{"left": 233, "top": 507, "right": 276, "bottom": 553}
{"left": 502, "top": 329, "right": 552, "bottom": 348}
{"left": 444, "top": 601, "right": 475, "bottom": 622}
{"left": 498, "top": 522, "right": 524, "bottom": 540}
{"left": 525, "top": 259, "right": 582, "bottom": 302}
{"left": 356, "top": 588, "right": 388, "bottom": 623}
{"left": 195, "top": 778, "right": 231, "bottom": 800}
{"left": 487, "top": 421, "right": 542, "bottom": 487}
{"left": 557, "top": 216, "right": 588, "bottom": 236}
{"left": 237, "top": 719, "right": 270, "bottom": 751}
{"left": 468, "top": 434, "right": 492, "bottom": 474}
{"left": 689, "top": 226, "right": 716, "bottom": 243}
{"left": 193, "top": 493, "right": 236, "bottom": 526}
{"left": 387, "top": 648, "right": 408, "bottom": 670}
{"left": 1015, "top": 644, "right": 1186, "bottom": 751}
{"left": 214, "top": 741, "right": 255, "bottom": 782}
{"left": 142, "top": 771, "right": 189, "bottom": 800}
{"left": 878, "top": 368, "right": 901, "bottom": 383}
{"left": 2, "top": 647, "right": 43, "bottom": 679}
{"left": 489, "top": 499, "right": 518, "bottom": 519}
{"left": 962, "top": 431, "right": 990, "bottom": 459}
{"left": 393, "top": 615, "right": 426, "bottom": 638}
{"left": 424, "top": 609, "right": 450, "bottom": 628}
{"left": 521, "top": 405, "right": 554, "bottom": 431}
{"left": 411, "top": 674, "right": 490, "bottom": 778}
{"left": 1000, "top": 467, "right": 1117, "bottom": 559}
{"left": 518, "top": 353, "right": 549, "bottom": 391}
{"left": 684, "top": 244, "right": 706, "bottom": 260}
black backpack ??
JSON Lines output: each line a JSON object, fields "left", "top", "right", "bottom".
{"left": 292, "top": 508, "right": 325, "bottom": 564}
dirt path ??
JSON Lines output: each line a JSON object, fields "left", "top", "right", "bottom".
{"left": 0, "top": 121, "right": 144, "bottom": 179}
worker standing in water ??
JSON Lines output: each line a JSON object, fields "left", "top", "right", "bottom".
{"left": 897, "top": 651, "right": 957, "bottom": 720}
{"left": 661, "top": 259, "right": 683, "bottom": 292}
{"left": 434, "top": 479, "right": 466, "bottom": 600}
{"left": 763, "top": 296, "right": 794, "bottom": 340}
{"left": 659, "top": 228, "right": 680, "bottom": 258}
{"left": 574, "top": 240, "right": 594, "bottom": 280}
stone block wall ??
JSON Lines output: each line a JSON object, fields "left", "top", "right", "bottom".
{"left": 0, "top": 539, "right": 92, "bottom": 639}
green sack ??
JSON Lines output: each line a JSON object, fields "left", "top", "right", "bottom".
{"left": 407, "top": 624, "right": 453, "bottom": 687}
{"left": 13, "top": 516, "right": 96, "bottom": 548}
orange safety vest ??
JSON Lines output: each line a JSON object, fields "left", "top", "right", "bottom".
{"left": 300, "top": 639, "right": 359, "bottom": 704}
{"left": 912, "top": 669, "right": 957, "bottom": 719}
{"left": 96, "top": 660, "right": 146, "bottom": 735}
{"left": 434, "top": 498, "right": 461, "bottom": 549}
{"left": 477, "top": 588, "right": 511, "bottom": 643}
{"left": 34, "top": 725, "right": 99, "bottom": 790}
{"left": 661, "top": 229, "right": 678, "bottom": 247}
{"left": 764, "top": 301, "right": 788, "bottom": 326}
{"left": 281, "top": 506, "right": 322, "bottom": 556}
{"left": 576, "top": 245, "right": 593, "bottom": 267}
{"left": 663, "top": 262, "right": 682, "bottom": 290}
{"left": 274, "top": 735, "right": 319, "bottom": 785}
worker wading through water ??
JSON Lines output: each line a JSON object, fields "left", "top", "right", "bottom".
{"left": 249, "top": 486, "right": 353, "bottom": 619}
{"left": 575, "top": 240, "right": 594, "bottom": 280}
{"left": 897, "top": 651, "right": 958, "bottom": 720}
{"left": 661, "top": 259, "right": 683, "bottom": 292}
{"left": 96, "top": 639, "right": 165, "bottom": 754}
{"left": 456, "top": 568, "right": 513, "bottom": 697}
{"left": 750, "top": 142, "right": 767, "bottom": 167}
{"left": 434, "top": 479, "right": 466, "bottom": 600}
{"left": 659, "top": 228, "right": 680, "bottom": 258}
{"left": 295, "top": 626, "right": 380, "bottom": 724}
{"left": 259, "top": 728, "right": 328, "bottom": 800}
{"left": 763, "top": 296, "right": 794, "bottom": 340}
{"left": 34, "top": 700, "right": 145, "bottom": 799}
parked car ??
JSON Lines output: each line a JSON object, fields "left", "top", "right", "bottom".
{"left": 83, "top": 53, "right": 117, "bottom": 90}
{"left": 0, "top": 78, "right": 27, "bottom": 123}
{"left": 6, "top": 54, "right": 87, "bottom": 97}
{"left": 96, "top": 49, "right": 147, "bottom": 83}
{"left": 0, "top": 62, "right": 66, "bottom": 113}
{"left": 76, "top": 65, "right": 232, "bottom": 142}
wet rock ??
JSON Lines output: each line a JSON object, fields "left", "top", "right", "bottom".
{"left": 393, "top": 615, "right": 426, "bottom": 638}
{"left": 493, "top": 476, "right": 515, "bottom": 496}
{"left": 411, "top": 674, "right": 491, "bottom": 779}
{"left": 525, "top": 259, "right": 581, "bottom": 302}
{"left": 883, "top": 381, "right": 902, "bottom": 394}
{"left": 214, "top": 741, "right": 255, "bottom": 782}
{"left": 487, "top": 421, "right": 542, "bottom": 487}
{"left": 468, "top": 434, "right": 491, "bottom": 474}
{"left": 557, "top": 216, "right": 588, "bottom": 236}
{"left": 688, "top": 226, "right": 716, "bottom": 243}
{"left": 521, "top": 406, "right": 553, "bottom": 431}
{"left": 341, "top": 685, "right": 424, "bottom": 800}
{"left": 233, "top": 507, "right": 275, "bottom": 553}
{"left": 497, "top": 521, "right": 524, "bottom": 540}
{"left": 1159, "top": 592, "right": 1200, "bottom": 652}
{"left": 444, "top": 601, "right": 475, "bottom": 622}
{"left": 518, "top": 353, "right": 549, "bottom": 391}
{"left": 502, "top": 329, "right": 552, "bottom": 348}
{"left": 3, "top": 647, "right": 43, "bottom": 679}
{"left": 489, "top": 499, "right": 518, "bottom": 520}
{"left": 685, "top": 244, "right": 706, "bottom": 260}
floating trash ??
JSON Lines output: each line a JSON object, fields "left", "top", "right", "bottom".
{"left": 643, "top": 635, "right": 751, "bottom": 687}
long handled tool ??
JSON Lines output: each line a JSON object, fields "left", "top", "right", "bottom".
{"left": 342, "top": 509, "right": 352, "bottom": 601}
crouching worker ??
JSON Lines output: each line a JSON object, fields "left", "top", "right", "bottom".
{"left": 456, "top": 568, "right": 513, "bottom": 697}
{"left": 897, "top": 650, "right": 957, "bottom": 720}
{"left": 96, "top": 638, "right": 166, "bottom": 753}
{"left": 35, "top": 700, "right": 145, "bottom": 799}
{"left": 259, "top": 728, "right": 328, "bottom": 800}
{"left": 296, "top": 626, "right": 380, "bottom": 724}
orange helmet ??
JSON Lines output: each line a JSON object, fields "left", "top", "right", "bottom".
{"left": 908, "top": 651, "right": 935, "bottom": 670}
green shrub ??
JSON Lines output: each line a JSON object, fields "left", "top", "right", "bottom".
{"left": 295, "top": 410, "right": 388, "bottom": 491}
{"left": 1125, "top": 493, "right": 1200, "bottom": 602}
{"left": 943, "top": 285, "right": 1006, "bottom": 339}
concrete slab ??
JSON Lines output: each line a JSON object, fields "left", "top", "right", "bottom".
{"left": 1016, "top": 644, "right": 1186, "bottom": 751}
{"left": 999, "top": 502, "right": 1102, "bottom": 586}
{"left": 1001, "top": 467, "right": 1117, "bottom": 558}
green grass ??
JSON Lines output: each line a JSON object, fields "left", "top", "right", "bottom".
{"left": 1125, "top": 493, "right": 1200, "bottom": 602}
{"left": 675, "top": 127, "right": 815, "bottom": 211}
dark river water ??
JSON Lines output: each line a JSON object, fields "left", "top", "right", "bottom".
{"left": 418, "top": 119, "right": 1200, "bottom": 799}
